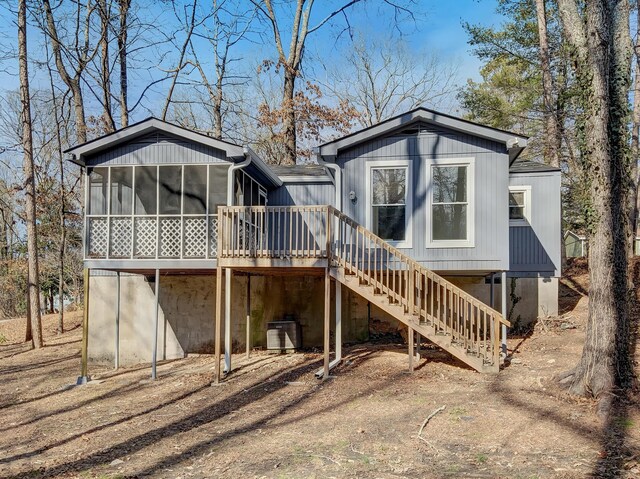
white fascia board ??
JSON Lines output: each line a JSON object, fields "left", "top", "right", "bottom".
{"left": 318, "top": 109, "right": 528, "bottom": 157}
{"left": 66, "top": 118, "right": 245, "bottom": 164}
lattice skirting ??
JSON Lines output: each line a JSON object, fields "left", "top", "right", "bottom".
{"left": 88, "top": 217, "right": 108, "bottom": 258}
{"left": 109, "top": 218, "right": 132, "bottom": 257}
{"left": 134, "top": 217, "right": 157, "bottom": 257}
{"left": 159, "top": 217, "right": 181, "bottom": 258}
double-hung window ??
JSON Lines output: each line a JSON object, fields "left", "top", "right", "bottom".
{"left": 367, "top": 161, "right": 412, "bottom": 248}
{"left": 508, "top": 185, "right": 531, "bottom": 226}
{"left": 428, "top": 158, "right": 474, "bottom": 248}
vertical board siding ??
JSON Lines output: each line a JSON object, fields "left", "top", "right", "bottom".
{"left": 337, "top": 127, "right": 509, "bottom": 272}
{"left": 509, "top": 172, "right": 561, "bottom": 276}
{"left": 86, "top": 132, "right": 229, "bottom": 166}
{"left": 268, "top": 182, "right": 335, "bottom": 206}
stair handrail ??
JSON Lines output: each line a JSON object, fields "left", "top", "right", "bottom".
{"left": 326, "top": 205, "right": 508, "bottom": 368}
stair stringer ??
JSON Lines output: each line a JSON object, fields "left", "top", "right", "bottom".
{"left": 331, "top": 268, "right": 499, "bottom": 374}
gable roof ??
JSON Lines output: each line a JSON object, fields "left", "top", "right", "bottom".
{"left": 64, "top": 117, "right": 246, "bottom": 165}
{"left": 316, "top": 107, "right": 529, "bottom": 163}
{"left": 509, "top": 159, "right": 561, "bottom": 174}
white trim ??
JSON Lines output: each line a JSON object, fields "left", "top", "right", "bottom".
{"left": 508, "top": 185, "right": 532, "bottom": 226}
{"left": 365, "top": 159, "right": 413, "bottom": 249}
{"left": 278, "top": 175, "right": 333, "bottom": 183}
{"left": 426, "top": 157, "right": 475, "bottom": 248}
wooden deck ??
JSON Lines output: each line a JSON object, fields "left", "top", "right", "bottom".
{"left": 213, "top": 205, "right": 509, "bottom": 382}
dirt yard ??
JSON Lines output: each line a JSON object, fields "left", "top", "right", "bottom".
{"left": 0, "top": 260, "right": 638, "bottom": 479}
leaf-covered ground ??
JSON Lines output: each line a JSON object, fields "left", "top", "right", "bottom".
{"left": 0, "top": 260, "right": 638, "bottom": 479}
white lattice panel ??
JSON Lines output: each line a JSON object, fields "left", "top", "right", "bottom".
{"left": 88, "top": 217, "right": 107, "bottom": 258}
{"left": 209, "top": 216, "right": 218, "bottom": 257}
{"left": 134, "top": 217, "right": 157, "bottom": 257}
{"left": 109, "top": 218, "right": 132, "bottom": 257}
{"left": 159, "top": 217, "right": 181, "bottom": 258}
{"left": 183, "top": 217, "right": 207, "bottom": 258}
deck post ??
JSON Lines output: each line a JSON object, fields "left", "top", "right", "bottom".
{"left": 214, "top": 266, "right": 223, "bottom": 383}
{"left": 335, "top": 282, "right": 341, "bottom": 363}
{"left": 489, "top": 272, "right": 495, "bottom": 309}
{"left": 151, "top": 269, "right": 160, "bottom": 380}
{"left": 416, "top": 332, "right": 421, "bottom": 358}
{"left": 115, "top": 271, "right": 120, "bottom": 370}
{"left": 323, "top": 267, "right": 330, "bottom": 379}
{"left": 246, "top": 274, "right": 251, "bottom": 359}
{"left": 408, "top": 327, "right": 414, "bottom": 373}
{"left": 501, "top": 271, "right": 507, "bottom": 357}
{"left": 224, "top": 268, "right": 232, "bottom": 374}
{"left": 77, "top": 267, "right": 90, "bottom": 385}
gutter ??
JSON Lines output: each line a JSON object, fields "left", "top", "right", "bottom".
{"left": 314, "top": 148, "right": 342, "bottom": 210}
{"left": 227, "top": 155, "right": 251, "bottom": 205}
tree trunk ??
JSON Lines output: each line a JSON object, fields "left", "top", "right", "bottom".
{"left": 281, "top": 69, "right": 297, "bottom": 165}
{"left": 630, "top": 0, "right": 640, "bottom": 254}
{"left": 535, "top": 0, "right": 561, "bottom": 168}
{"left": 25, "top": 285, "right": 32, "bottom": 343}
{"left": 557, "top": 0, "right": 633, "bottom": 399}
{"left": 118, "top": 0, "right": 130, "bottom": 128}
{"left": 19, "top": 0, "right": 43, "bottom": 349}
{"left": 98, "top": 0, "right": 115, "bottom": 132}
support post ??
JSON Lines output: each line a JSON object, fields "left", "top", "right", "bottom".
{"left": 77, "top": 267, "right": 90, "bottom": 385}
{"left": 323, "top": 267, "right": 330, "bottom": 379}
{"left": 151, "top": 269, "right": 160, "bottom": 380}
{"left": 335, "top": 282, "right": 341, "bottom": 363}
{"left": 489, "top": 272, "right": 495, "bottom": 309}
{"left": 501, "top": 271, "right": 508, "bottom": 357}
{"left": 246, "top": 274, "right": 251, "bottom": 360}
{"left": 214, "top": 266, "right": 223, "bottom": 383}
{"left": 408, "top": 327, "right": 414, "bottom": 373}
{"left": 115, "top": 271, "right": 120, "bottom": 370}
{"left": 416, "top": 332, "right": 421, "bottom": 358}
{"left": 224, "top": 268, "right": 232, "bottom": 374}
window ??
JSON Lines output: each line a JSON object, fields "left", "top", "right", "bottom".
{"left": 508, "top": 186, "right": 531, "bottom": 225}
{"left": 183, "top": 165, "right": 207, "bottom": 214}
{"left": 135, "top": 166, "right": 157, "bottom": 215}
{"left": 427, "top": 158, "right": 474, "bottom": 248}
{"left": 366, "top": 161, "right": 412, "bottom": 247}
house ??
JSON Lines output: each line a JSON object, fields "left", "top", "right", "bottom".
{"left": 564, "top": 230, "right": 588, "bottom": 258}
{"left": 65, "top": 108, "right": 561, "bottom": 383}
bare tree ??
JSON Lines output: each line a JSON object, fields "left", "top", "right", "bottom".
{"left": 40, "top": 0, "right": 98, "bottom": 144}
{"left": 19, "top": 0, "right": 43, "bottom": 348}
{"left": 323, "top": 36, "right": 459, "bottom": 128}
{"left": 97, "top": 0, "right": 116, "bottom": 132}
{"left": 162, "top": 0, "right": 200, "bottom": 120}
{"left": 189, "top": 0, "right": 257, "bottom": 139}
{"left": 556, "top": 0, "right": 634, "bottom": 405}
{"left": 253, "top": 0, "right": 414, "bottom": 165}
{"left": 534, "top": 0, "right": 561, "bottom": 168}
{"left": 118, "top": 0, "right": 131, "bottom": 127}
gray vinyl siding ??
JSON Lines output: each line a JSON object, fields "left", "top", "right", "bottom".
{"left": 336, "top": 125, "right": 510, "bottom": 272}
{"left": 85, "top": 132, "right": 229, "bottom": 166}
{"left": 509, "top": 171, "right": 561, "bottom": 276}
{"left": 268, "top": 182, "right": 335, "bottom": 206}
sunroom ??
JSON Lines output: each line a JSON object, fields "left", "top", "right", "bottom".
{"left": 66, "top": 118, "right": 281, "bottom": 270}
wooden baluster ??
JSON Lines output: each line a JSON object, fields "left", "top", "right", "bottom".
{"left": 408, "top": 264, "right": 415, "bottom": 316}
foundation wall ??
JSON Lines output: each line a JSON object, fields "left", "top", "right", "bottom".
{"left": 88, "top": 271, "right": 558, "bottom": 366}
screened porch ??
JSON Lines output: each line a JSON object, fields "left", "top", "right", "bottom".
{"left": 85, "top": 164, "right": 267, "bottom": 263}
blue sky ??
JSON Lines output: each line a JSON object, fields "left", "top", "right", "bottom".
{"left": 0, "top": 0, "right": 506, "bottom": 120}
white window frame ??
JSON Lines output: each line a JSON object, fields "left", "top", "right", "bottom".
{"left": 426, "top": 157, "right": 475, "bottom": 248}
{"left": 508, "top": 185, "right": 532, "bottom": 226}
{"left": 365, "top": 159, "right": 413, "bottom": 249}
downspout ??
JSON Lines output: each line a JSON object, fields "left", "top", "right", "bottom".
{"left": 314, "top": 149, "right": 343, "bottom": 376}
{"left": 315, "top": 150, "right": 342, "bottom": 211}
{"left": 223, "top": 153, "right": 251, "bottom": 374}
{"left": 226, "top": 154, "right": 252, "bottom": 206}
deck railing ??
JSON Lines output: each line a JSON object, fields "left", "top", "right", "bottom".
{"left": 218, "top": 205, "right": 509, "bottom": 367}
{"left": 218, "top": 206, "right": 329, "bottom": 259}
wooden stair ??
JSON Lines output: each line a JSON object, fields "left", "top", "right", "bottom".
{"left": 217, "top": 205, "right": 509, "bottom": 373}
{"left": 331, "top": 268, "right": 496, "bottom": 373}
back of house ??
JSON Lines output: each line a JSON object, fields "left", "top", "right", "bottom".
{"left": 65, "top": 108, "right": 561, "bottom": 379}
